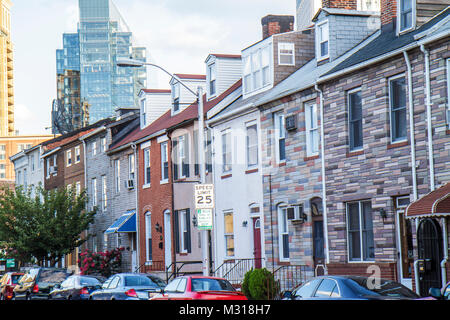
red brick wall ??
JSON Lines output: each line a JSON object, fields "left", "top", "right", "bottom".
{"left": 327, "top": 263, "right": 398, "bottom": 281}
{"left": 322, "top": 0, "right": 357, "bottom": 9}
{"left": 381, "top": 0, "right": 397, "bottom": 26}
{"left": 138, "top": 137, "right": 173, "bottom": 271}
{"left": 261, "top": 15, "right": 294, "bottom": 39}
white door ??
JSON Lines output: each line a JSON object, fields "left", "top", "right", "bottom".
{"left": 164, "top": 211, "right": 172, "bottom": 268}
{"left": 131, "top": 234, "right": 137, "bottom": 272}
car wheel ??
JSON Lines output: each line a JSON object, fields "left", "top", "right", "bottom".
{"left": 68, "top": 296, "right": 72, "bottom": 300}
{"left": 25, "top": 294, "right": 31, "bottom": 301}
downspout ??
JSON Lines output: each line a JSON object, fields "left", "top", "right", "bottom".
{"left": 131, "top": 143, "right": 139, "bottom": 272}
{"left": 81, "top": 139, "right": 88, "bottom": 275}
{"left": 441, "top": 217, "right": 448, "bottom": 288}
{"left": 206, "top": 123, "right": 218, "bottom": 275}
{"left": 314, "top": 84, "right": 330, "bottom": 267}
{"left": 419, "top": 44, "right": 435, "bottom": 192}
{"left": 403, "top": 50, "right": 420, "bottom": 294}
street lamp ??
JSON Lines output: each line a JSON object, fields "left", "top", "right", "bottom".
{"left": 117, "top": 58, "right": 210, "bottom": 275}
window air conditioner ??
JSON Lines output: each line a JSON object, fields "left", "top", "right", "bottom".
{"left": 125, "top": 179, "right": 135, "bottom": 190}
{"left": 287, "top": 205, "right": 307, "bottom": 224}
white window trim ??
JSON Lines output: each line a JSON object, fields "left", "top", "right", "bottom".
{"left": 180, "top": 210, "right": 189, "bottom": 254}
{"left": 66, "top": 150, "right": 72, "bottom": 167}
{"left": 388, "top": 74, "right": 408, "bottom": 144}
{"left": 128, "top": 153, "right": 135, "bottom": 182}
{"left": 143, "top": 147, "right": 151, "bottom": 188}
{"left": 208, "top": 62, "right": 217, "bottom": 99}
{"left": 160, "top": 141, "right": 169, "bottom": 184}
{"left": 278, "top": 42, "right": 295, "bottom": 66}
{"left": 102, "top": 175, "right": 107, "bottom": 212}
{"left": 347, "top": 88, "right": 364, "bottom": 152}
{"left": 92, "top": 178, "right": 97, "bottom": 208}
{"left": 277, "top": 204, "right": 290, "bottom": 262}
{"left": 274, "top": 112, "right": 286, "bottom": 164}
{"left": 172, "top": 82, "right": 181, "bottom": 115}
{"left": 305, "top": 101, "right": 320, "bottom": 157}
{"left": 145, "top": 212, "right": 152, "bottom": 262}
{"left": 114, "top": 159, "right": 120, "bottom": 193}
{"left": 346, "top": 200, "right": 375, "bottom": 263}
{"left": 75, "top": 146, "right": 81, "bottom": 164}
{"left": 221, "top": 129, "right": 232, "bottom": 173}
{"left": 92, "top": 140, "right": 97, "bottom": 156}
{"left": 446, "top": 58, "right": 450, "bottom": 129}
{"left": 316, "top": 20, "right": 330, "bottom": 62}
{"left": 242, "top": 42, "right": 273, "bottom": 97}
{"left": 397, "top": 0, "right": 416, "bottom": 35}
{"left": 223, "top": 210, "right": 235, "bottom": 258}
{"left": 246, "top": 120, "right": 259, "bottom": 169}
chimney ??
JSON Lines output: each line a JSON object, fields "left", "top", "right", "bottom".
{"left": 380, "top": 0, "right": 397, "bottom": 31}
{"left": 322, "top": 0, "right": 357, "bottom": 9}
{"left": 262, "top": 15, "right": 295, "bottom": 39}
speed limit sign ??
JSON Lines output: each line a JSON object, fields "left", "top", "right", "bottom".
{"left": 194, "top": 184, "right": 215, "bottom": 209}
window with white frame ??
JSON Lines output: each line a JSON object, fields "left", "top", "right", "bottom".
{"left": 224, "top": 211, "right": 234, "bottom": 257}
{"left": 172, "top": 82, "right": 180, "bottom": 114}
{"left": 128, "top": 153, "right": 135, "bottom": 181}
{"left": 398, "top": 0, "right": 415, "bottom": 33}
{"left": 274, "top": 113, "right": 286, "bottom": 163}
{"left": 446, "top": 58, "right": 450, "bottom": 129}
{"left": 92, "top": 140, "right": 97, "bottom": 156}
{"left": 305, "top": 102, "right": 319, "bottom": 156}
{"left": 114, "top": 159, "right": 120, "bottom": 193}
{"left": 178, "top": 210, "right": 190, "bottom": 253}
{"left": 102, "top": 175, "right": 107, "bottom": 211}
{"left": 75, "top": 181, "right": 81, "bottom": 196}
{"left": 389, "top": 76, "right": 407, "bottom": 143}
{"left": 31, "top": 154, "right": 35, "bottom": 172}
{"left": 0, "top": 145, "right": 5, "bottom": 160}
{"left": 278, "top": 43, "right": 295, "bottom": 66}
{"left": 141, "top": 98, "right": 147, "bottom": 127}
{"left": 348, "top": 89, "right": 363, "bottom": 151}
{"left": 145, "top": 212, "right": 152, "bottom": 261}
{"left": 92, "top": 178, "right": 97, "bottom": 208}
{"left": 144, "top": 147, "right": 151, "bottom": 185}
{"left": 75, "top": 146, "right": 81, "bottom": 163}
{"left": 66, "top": 150, "right": 72, "bottom": 167}
{"left": 222, "top": 130, "right": 232, "bottom": 173}
{"left": 208, "top": 63, "right": 216, "bottom": 97}
{"left": 103, "top": 232, "right": 108, "bottom": 251}
{"left": 317, "top": 21, "right": 329, "bottom": 60}
{"left": 101, "top": 137, "right": 107, "bottom": 152}
{"left": 161, "top": 141, "right": 169, "bottom": 182}
{"left": 243, "top": 45, "right": 272, "bottom": 95}
{"left": 246, "top": 122, "right": 258, "bottom": 167}
{"left": 278, "top": 205, "right": 290, "bottom": 261}
{"left": 346, "top": 200, "right": 375, "bottom": 262}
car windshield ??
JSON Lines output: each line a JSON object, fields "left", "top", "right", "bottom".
{"left": 146, "top": 275, "right": 166, "bottom": 288}
{"left": 125, "top": 275, "right": 158, "bottom": 287}
{"left": 346, "top": 277, "right": 419, "bottom": 298}
{"left": 191, "top": 278, "right": 236, "bottom": 292}
{"left": 80, "top": 277, "right": 101, "bottom": 286}
{"left": 11, "top": 275, "right": 22, "bottom": 284}
{"left": 38, "top": 270, "right": 70, "bottom": 284}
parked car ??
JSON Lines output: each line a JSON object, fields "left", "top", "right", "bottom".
{"left": 150, "top": 275, "right": 248, "bottom": 300}
{"left": 282, "top": 275, "right": 419, "bottom": 300}
{"left": 0, "top": 272, "right": 24, "bottom": 300}
{"left": 13, "top": 267, "right": 72, "bottom": 300}
{"left": 89, "top": 273, "right": 166, "bottom": 300}
{"left": 420, "top": 282, "right": 450, "bottom": 300}
{"left": 49, "top": 275, "right": 106, "bottom": 300}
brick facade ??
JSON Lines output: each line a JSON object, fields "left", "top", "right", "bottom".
{"left": 322, "top": 0, "right": 357, "bottom": 10}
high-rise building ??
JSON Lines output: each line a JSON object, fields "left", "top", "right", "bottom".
{"left": 53, "top": 0, "right": 147, "bottom": 134}
{"left": 0, "top": 0, "right": 14, "bottom": 136}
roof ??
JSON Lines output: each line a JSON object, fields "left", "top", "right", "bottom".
{"left": 173, "top": 74, "right": 206, "bottom": 80}
{"left": 322, "top": 7, "right": 450, "bottom": 78}
{"left": 406, "top": 183, "right": 450, "bottom": 218}
{"left": 108, "top": 79, "right": 242, "bottom": 151}
{"left": 140, "top": 89, "right": 171, "bottom": 94}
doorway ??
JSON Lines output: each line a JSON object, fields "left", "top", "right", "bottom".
{"left": 252, "top": 218, "right": 262, "bottom": 269}
{"left": 417, "top": 218, "right": 443, "bottom": 296}
{"left": 164, "top": 210, "right": 172, "bottom": 268}
{"left": 311, "top": 198, "right": 325, "bottom": 275}
{"left": 395, "top": 196, "right": 414, "bottom": 289}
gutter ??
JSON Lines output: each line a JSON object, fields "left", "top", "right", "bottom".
{"left": 207, "top": 102, "right": 255, "bottom": 127}
{"left": 41, "top": 147, "right": 61, "bottom": 159}
{"left": 441, "top": 217, "right": 449, "bottom": 288}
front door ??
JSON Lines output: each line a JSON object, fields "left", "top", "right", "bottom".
{"left": 252, "top": 218, "right": 262, "bottom": 269}
{"left": 395, "top": 196, "right": 413, "bottom": 289}
{"left": 164, "top": 211, "right": 172, "bottom": 268}
{"left": 417, "top": 218, "right": 443, "bottom": 297}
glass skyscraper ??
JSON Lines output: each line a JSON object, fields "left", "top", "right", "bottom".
{"left": 53, "top": 0, "right": 146, "bottom": 133}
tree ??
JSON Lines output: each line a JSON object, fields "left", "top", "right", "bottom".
{"left": 0, "top": 184, "right": 96, "bottom": 267}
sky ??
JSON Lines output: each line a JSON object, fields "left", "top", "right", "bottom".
{"left": 11, "top": 0, "right": 296, "bottom": 135}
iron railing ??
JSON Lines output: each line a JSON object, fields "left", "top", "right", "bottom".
{"left": 165, "top": 260, "right": 203, "bottom": 283}
{"left": 213, "top": 258, "right": 264, "bottom": 287}
{"left": 273, "top": 264, "right": 311, "bottom": 297}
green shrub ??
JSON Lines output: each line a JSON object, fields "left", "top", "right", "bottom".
{"left": 242, "top": 268, "right": 253, "bottom": 299}
{"left": 243, "top": 268, "right": 278, "bottom": 300}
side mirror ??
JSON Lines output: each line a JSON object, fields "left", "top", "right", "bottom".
{"left": 282, "top": 291, "right": 293, "bottom": 300}
{"left": 429, "top": 288, "right": 442, "bottom": 299}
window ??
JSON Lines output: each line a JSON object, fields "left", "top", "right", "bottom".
{"left": 31, "top": 154, "right": 35, "bottom": 172}
{"left": 128, "top": 154, "right": 135, "bottom": 181}
{"left": 66, "top": 150, "right": 72, "bottom": 167}
{"left": 398, "top": 0, "right": 415, "bottom": 32}
{"left": 144, "top": 148, "right": 151, "bottom": 185}
{"left": 141, "top": 98, "right": 147, "bottom": 127}
{"left": 224, "top": 212, "right": 234, "bottom": 257}
{"left": 101, "top": 137, "right": 107, "bottom": 152}
{"left": 314, "top": 279, "right": 340, "bottom": 298}
{"left": 243, "top": 45, "right": 272, "bottom": 95}
{"left": 317, "top": 21, "right": 329, "bottom": 60}
{"left": 0, "top": 145, "right": 5, "bottom": 160}
{"left": 114, "top": 159, "right": 120, "bottom": 193}
{"left": 305, "top": 102, "right": 319, "bottom": 156}
{"left": 347, "top": 200, "right": 374, "bottom": 262}
{"left": 145, "top": 213, "right": 152, "bottom": 261}
{"left": 278, "top": 43, "right": 295, "bottom": 66}
{"left": 246, "top": 122, "right": 258, "bottom": 167}
{"left": 274, "top": 113, "right": 286, "bottom": 163}
{"left": 92, "top": 178, "right": 97, "bottom": 208}
{"left": 208, "top": 64, "right": 216, "bottom": 97}
{"left": 102, "top": 175, "right": 107, "bottom": 211}
{"left": 161, "top": 142, "right": 169, "bottom": 182}
{"left": 75, "top": 146, "right": 81, "bottom": 163}
{"left": 222, "top": 130, "right": 232, "bottom": 173}
{"left": 172, "top": 82, "right": 180, "bottom": 113}
{"left": 293, "top": 279, "right": 322, "bottom": 299}
{"left": 357, "top": 0, "right": 380, "bottom": 11}
{"left": 75, "top": 181, "right": 81, "bottom": 196}
{"left": 23, "top": 169, "right": 27, "bottom": 189}
{"left": 92, "top": 140, "right": 97, "bottom": 156}
{"left": 348, "top": 89, "right": 363, "bottom": 151}
{"left": 175, "top": 210, "right": 191, "bottom": 253}
{"left": 278, "top": 206, "right": 290, "bottom": 261}
{"left": 389, "top": 76, "right": 407, "bottom": 143}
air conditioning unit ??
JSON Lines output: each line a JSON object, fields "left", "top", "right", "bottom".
{"left": 287, "top": 205, "right": 307, "bottom": 224}
{"left": 49, "top": 166, "right": 58, "bottom": 174}
{"left": 125, "top": 179, "right": 135, "bottom": 190}
{"left": 285, "top": 115, "right": 297, "bottom": 131}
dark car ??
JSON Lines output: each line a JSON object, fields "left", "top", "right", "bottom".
{"left": 13, "top": 267, "right": 72, "bottom": 300}
{"left": 282, "top": 275, "right": 419, "bottom": 300}
{"left": 89, "top": 273, "right": 166, "bottom": 300}
{"left": 420, "top": 282, "right": 450, "bottom": 300}
{"left": 49, "top": 275, "right": 106, "bottom": 300}
{"left": 0, "top": 272, "right": 24, "bottom": 300}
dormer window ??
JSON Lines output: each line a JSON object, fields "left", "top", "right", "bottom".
{"left": 316, "top": 21, "right": 329, "bottom": 61}
{"left": 208, "top": 63, "right": 216, "bottom": 97}
{"left": 278, "top": 43, "right": 295, "bottom": 66}
{"left": 243, "top": 44, "right": 272, "bottom": 95}
{"left": 141, "top": 98, "right": 146, "bottom": 127}
{"left": 172, "top": 82, "right": 180, "bottom": 113}
{"left": 398, "top": 0, "right": 415, "bottom": 33}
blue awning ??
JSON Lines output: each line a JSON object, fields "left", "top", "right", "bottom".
{"left": 105, "top": 210, "right": 136, "bottom": 234}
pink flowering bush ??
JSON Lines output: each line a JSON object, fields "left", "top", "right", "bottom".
{"left": 78, "top": 247, "right": 125, "bottom": 277}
